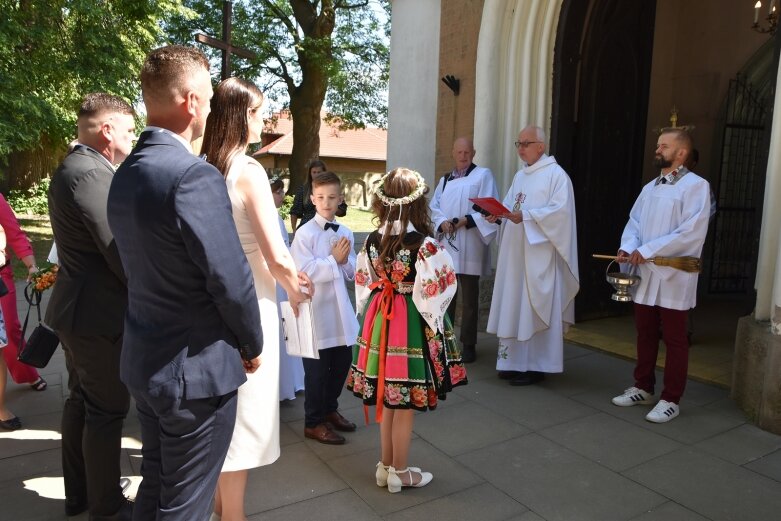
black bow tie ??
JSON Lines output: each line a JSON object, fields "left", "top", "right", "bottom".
{"left": 324, "top": 222, "right": 340, "bottom": 232}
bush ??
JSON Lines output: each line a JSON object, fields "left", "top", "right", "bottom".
{"left": 277, "top": 194, "right": 294, "bottom": 221}
{"left": 7, "top": 178, "right": 50, "bottom": 215}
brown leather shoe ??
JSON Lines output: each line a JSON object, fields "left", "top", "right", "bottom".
{"left": 304, "top": 423, "right": 345, "bottom": 445}
{"left": 325, "top": 411, "right": 356, "bottom": 432}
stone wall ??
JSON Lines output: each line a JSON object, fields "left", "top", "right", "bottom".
{"left": 732, "top": 316, "right": 781, "bottom": 435}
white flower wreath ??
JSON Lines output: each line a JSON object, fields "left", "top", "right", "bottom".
{"left": 375, "top": 169, "right": 427, "bottom": 206}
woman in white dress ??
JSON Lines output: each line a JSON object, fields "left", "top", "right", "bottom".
{"left": 201, "top": 78, "right": 311, "bottom": 521}
{"left": 269, "top": 174, "right": 306, "bottom": 400}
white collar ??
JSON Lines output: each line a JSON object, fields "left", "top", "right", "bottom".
{"left": 377, "top": 221, "right": 417, "bottom": 236}
{"left": 524, "top": 154, "right": 557, "bottom": 174}
{"left": 313, "top": 213, "right": 338, "bottom": 230}
{"left": 73, "top": 144, "right": 115, "bottom": 171}
{"left": 142, "top": 126, "right": 193, "bottom": 154}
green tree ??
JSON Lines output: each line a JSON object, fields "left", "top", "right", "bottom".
{"left": 0, "top": 0, "right": 189, "bottom": 189}
{"left": 167, "top": 0, "right": 390, "bottom": 189}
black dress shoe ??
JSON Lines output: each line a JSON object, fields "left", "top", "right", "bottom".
{"left": 89, "top": 498, "right": 133, "bottom": 521}
{"left": 462, "top": 345, "right": 476, "bottom": 364}
{"left": 509, "top": 371, "right": 546, "bottom": 386}
{"left": 497, "top": 371, "right": 523, "bottom": 380}
{"left": 65, "top": 498, "right": 87, "bottom": 516}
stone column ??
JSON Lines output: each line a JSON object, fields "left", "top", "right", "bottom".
{"left": 473, "top": 0, "right": 563, "bottom": 193}
{"left": 732, "top": 54, "right": 781, "bottom": 435}
{"left": 386, "top": 0, "right": 441, "bottom": 188}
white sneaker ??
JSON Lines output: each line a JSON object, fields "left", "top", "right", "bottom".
{"left": 645, "top": 400, "right": 680, "bottom": 423}
{"left": 612, "top": 387, "right": 655, "bottom": 406}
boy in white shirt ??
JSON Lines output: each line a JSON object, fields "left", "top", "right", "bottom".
{"left": 290, "top": 172, "right": 360, "bottom": 444}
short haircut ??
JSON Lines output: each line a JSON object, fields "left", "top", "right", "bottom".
{"left": 311, "top": 171, "right": 341, "bottom": 190}
{"left": 140, "top": 45, "right": 210, "bottom": 105}
{"left": 78, "top": 93, "right": 134, "bottom": 120}
{"left": 270, "top": 178, "right": 284, "bottom": 192}
{"left": 661, "top": 128, "right": 693, "bottom": 151}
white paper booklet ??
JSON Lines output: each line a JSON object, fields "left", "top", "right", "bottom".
{"left": 280, "top": 300, "right": 319, "bottom": 359}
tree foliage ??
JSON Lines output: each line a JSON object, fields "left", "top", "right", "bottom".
{"left": 167, "top": 0, "right": 390, "bottom": 189}
{"left": 0, "top": 0, "right": 190, "bottom": 157}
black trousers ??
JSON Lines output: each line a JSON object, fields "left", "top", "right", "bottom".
{"left": 302, "top": 345, "right": 352, "bottom": 428}
{"left": 447, "top": 274, "right": 480, "bottom": 348}
{"left": 59, "top": 331, "right": 130, "bottom": 517}
{"left": 132, "top": 388, "right": 237, "bottom": 521}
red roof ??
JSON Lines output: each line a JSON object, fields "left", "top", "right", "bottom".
{"left": 256, "top": 111, "right": 387, "bottom": 161}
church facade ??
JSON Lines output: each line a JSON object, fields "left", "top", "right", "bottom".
{"left": 387, "top": 0, "right": 781, "bottom": 433}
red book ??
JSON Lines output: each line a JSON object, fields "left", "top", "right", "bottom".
{"left": 469, "top": 197, "right": 510, "bottom": 216}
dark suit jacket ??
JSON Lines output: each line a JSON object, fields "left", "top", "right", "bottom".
{"left": 46, "top": 146, "right": 127, "bottom": 336}
{"left": 107, "top": 129, "right": 262, "bottom": 401}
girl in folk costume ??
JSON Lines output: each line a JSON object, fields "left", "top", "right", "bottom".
{"left": 346, "top": 168, "right": 467, "bottom": 493}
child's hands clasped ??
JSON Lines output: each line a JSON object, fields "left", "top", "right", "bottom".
{"left": 331, "top": 237, "right": 351, "bottom": 265}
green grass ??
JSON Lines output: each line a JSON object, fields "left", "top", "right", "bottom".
{"left": 335, "top": 208, "right": 376, "bottom": 232}
{"left": 13, "top": 216, "right": 54, "bottom": 280}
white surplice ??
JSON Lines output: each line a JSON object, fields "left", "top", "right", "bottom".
{"left": 487, "top": 155, "right": 579, "bottom": 373}
{"left": 429, "top": 165, "right": 499, "bottom": 276}
{"left": 620, "top": 169, "right": 711, "bottom": 311}
{"left": 290, "top": 213, "right": 359, "bottom": 350}
{"left": 276, "top": 215, "right": 305, "bottom": 400}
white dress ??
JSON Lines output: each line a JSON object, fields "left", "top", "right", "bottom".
{"left": 276, "top": 215, "right": 305, "bottom": 400}
{"left": 222, "top": 156, "right": 280, "bottom": 470}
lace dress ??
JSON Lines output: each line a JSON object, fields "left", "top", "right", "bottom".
{"left": 346, "top": 229, "right": 467, "bottom": 420}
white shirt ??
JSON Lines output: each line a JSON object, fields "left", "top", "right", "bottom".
{"left": 290, "top": 213, "right": 359, "bottom": 349}
{"left": 620, "top": 169, "right": 711, "bottom": 310}
{"left": 429, "top": 165, "right": 499, "bottom": 276}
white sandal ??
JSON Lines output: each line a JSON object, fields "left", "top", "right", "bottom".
{"left": 386, "top": 466, "right": 433, "bottom": 493}
{"left": 376, "top": 461, "right": 422, "bottom": 487}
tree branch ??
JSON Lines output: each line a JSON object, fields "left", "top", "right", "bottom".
{"left": 334, "top": 0, "right": 369, "bottom": 8}
{"left": 258, "top": 0, "right": 300, "bottom": 44}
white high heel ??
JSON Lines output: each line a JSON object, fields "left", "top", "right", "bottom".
{"left": 376, "top": 461, "right": 389, "bottom": 486}
{"left": 376, "top": 461, "right": 422, "bottom": 487}
{"left": 386, "top": 466, "right": 433, "bottom": 493}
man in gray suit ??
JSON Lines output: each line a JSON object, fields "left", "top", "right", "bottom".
{"left": 47, "top": 93, "right": 136, "bottom": 520}
{"left": 107, "top": 45, "right": 263, "bottom": 521}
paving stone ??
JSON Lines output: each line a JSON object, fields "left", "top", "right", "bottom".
{"left": 243, "top": 441, "right": 347, "bottom": 515}
{"left": 461, "top": 379, "right": 598, "bottom": 431}
{"left": 461, "top": 433, "right": 664, "bottom": 521}
{"left": 0, "top": 447, "right": 61, "bottom": 487}
{"left": 623, "top": 447, "right": 781, "bottom": 521}
{"left": 744, "top": 448, "right": 781, "bottom": 482}
{"left": 0, "top": 477, "right": 68, "bottom": 521}
{"left": 287, "top": 417, "right": 384, "bottom": 461}
{"left": 0, "top": 411, "right": 63, "bottom": 459}
{"left": 695, "top": 423, "right": 781, "bottom": 465}
{"left": 248, "top": 489, "right": 382, "bottom": 520}
{"left": 385, "top": 482, "right": 528, "bottom": 521}
{"left": 628, "top": 501, "right": 709, "bottom": 520}
{"left": 540, "top": 412, "right": 681, "bottom": 472}
{"left": 328, "top": 442, "right": 483, "bottom": 516}
{"left": 413, "top": 400, "right": 529, "bottom": 456}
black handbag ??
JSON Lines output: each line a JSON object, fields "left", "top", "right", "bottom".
{"left": 17, "top": 284, "right": 60, "bottom": 368}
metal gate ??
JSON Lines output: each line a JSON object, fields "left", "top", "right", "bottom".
{"left": 708, "top": 75, "right": 769, "bottom": 293}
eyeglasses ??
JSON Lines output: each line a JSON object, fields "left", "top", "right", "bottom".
{"left": 514, "top": 141, "right": 541, "bottom": 148}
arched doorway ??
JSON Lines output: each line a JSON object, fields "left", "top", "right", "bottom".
{"left": 551, "top": 0, "right": 657, "bottom": 320}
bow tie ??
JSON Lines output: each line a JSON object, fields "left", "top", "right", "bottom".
{"left": 324, "top": 222, "right": 340, "bottom": 232}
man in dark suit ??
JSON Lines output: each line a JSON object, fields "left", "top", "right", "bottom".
{"left": 107, "top": 45, "right": 263, "bottom": 521}
{"left": 47, "top": 93, "right": 136, "bottom": 520}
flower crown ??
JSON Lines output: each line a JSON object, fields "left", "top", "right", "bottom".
{"left": 375, "top": 169, "right": 427, "bottom": 206}
{"left": 268, "top": 172, "right": 283, "bottom": 185}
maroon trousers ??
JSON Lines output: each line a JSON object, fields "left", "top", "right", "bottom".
{"left": 1, "top": 265, "right": 41, "bottom": 384}
{"left": 633, "top": 303, "right": 689, "bottom": 404}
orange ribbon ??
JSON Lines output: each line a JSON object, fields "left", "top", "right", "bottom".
{"left": 365, "top": 277, "right": 396, "bottom": 424}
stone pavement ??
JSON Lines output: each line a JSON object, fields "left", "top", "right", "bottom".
{"left": 2, "top": 287, "right": 781, "bottom": 520}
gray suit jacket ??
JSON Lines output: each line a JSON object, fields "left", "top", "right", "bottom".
{"left": 46, "top": 145, "right": 126, "bottom": 336}
{"left": 107, "top": 130, "right": 263, "bottom": 401}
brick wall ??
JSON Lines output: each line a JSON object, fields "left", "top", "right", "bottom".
{"left": 435, "top": 0, "right": 485, "bottom": 180}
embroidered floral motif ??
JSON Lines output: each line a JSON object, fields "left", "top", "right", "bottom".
{"left": 449, "top": 364, "right": 467, "bottom": 384}
{"left": 355, "top": 268, "right": 370, "bottom": 287}
{"left": 418, "top": 238, "right": 443, "bottom": 260}
{"left": 410, "top": 386, "right": 427, "bottom": 407}
{"left": 420, "top": 266, "right": 456, "bottom": 300}
{"left": 385, "top": 384, "right": 404, "bottom": 405}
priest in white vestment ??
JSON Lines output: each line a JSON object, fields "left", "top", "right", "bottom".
{"left": 611, "top": 129, "right": 710, "bottom": 424}
{"left": 430, "top": 137, "right": 499, "bottom": 363}
{"left": 486, "top": 126, "right": 579, "bottom": 386}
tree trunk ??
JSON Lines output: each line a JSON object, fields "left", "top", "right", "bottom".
{"left": 2, "top": 135, "right": 64, "bottom": 192}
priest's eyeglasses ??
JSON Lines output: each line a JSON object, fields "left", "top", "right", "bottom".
{"left": 515, "top": 141, "right": 541, "bottom": 148}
